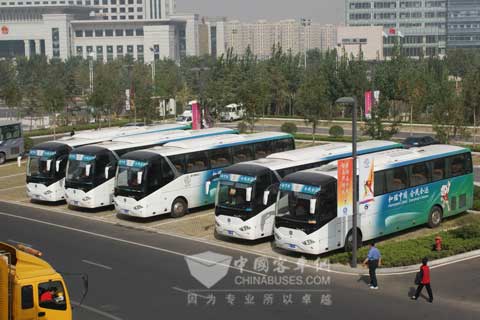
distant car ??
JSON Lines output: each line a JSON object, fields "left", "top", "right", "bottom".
{"left": 175, "top": 116, "right": 192, "bottom": 126}
{"left": 403, "top": 136, "right": 439, "bottom": 148}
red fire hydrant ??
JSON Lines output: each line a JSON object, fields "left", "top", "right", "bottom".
{"left": 435, "top": 236, "right": 442, "bottom": 251}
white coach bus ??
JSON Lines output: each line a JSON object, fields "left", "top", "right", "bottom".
{"left": 214, "top": 141, "right": 402, "bottom": 240}
{"left": 64, "top": 128, "right": 236, "bottom": 209}
{"left": 274, "top": 145, "right": 473, "bottom": 255}
{"left": 114, "top": 132, "right": 294, "bottom": 218}
{"left": 26, "top": 123, "right": 187, "bottom": 202}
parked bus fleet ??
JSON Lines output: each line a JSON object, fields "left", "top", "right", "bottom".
{"left": 20, "top": 125, "right": 473, "bottom": 256}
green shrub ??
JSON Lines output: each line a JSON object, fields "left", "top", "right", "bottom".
{"left": 281, "top": 122, "right": 298, "bottom": 134}
{"left": 473, "top": 199, "right": 480, "bottom": 211}
{"left": 237, "top": 122, "right": 248, "bottom": 134}
{"left": 451, "top": 224, "right": 480, "bottom": 239}
{"left": 24, "top": 137, "right": 34, "bottom": 152}
{"left": 329, "top": 125, "right": 344, "bottom": 138}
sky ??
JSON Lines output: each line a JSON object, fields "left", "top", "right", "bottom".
{"left": 176, "top": 0, "right": 345, "bottom": 24}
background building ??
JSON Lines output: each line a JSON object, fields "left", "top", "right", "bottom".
{"left": 337, "top": 26, "right": 384, "bottom": 60}
{"left": 346, "top": 0, "right": 447, "bottom": 58}
{"left": 447, "top": 0, "right": 480, "bottom": 49}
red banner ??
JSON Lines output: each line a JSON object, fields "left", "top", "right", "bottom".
{"left": 365, "top": 91, "right": 372, "bottom": 120}
{"left": 191, "top": 101, "right": 201, "bottom": 130}
{"left": 337, "top": 158, "right": 353, "bottom": 217}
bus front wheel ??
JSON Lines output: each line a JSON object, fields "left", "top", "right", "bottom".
{"left": 0, "top": 153, "right": 5, "bottom": 165}
{"left": 428, "top": 206, "right": 443, "bottom": 228}
{"left": 344, "top": 229, "right": 362, "bottom": 252}
{"left": 171, "top": 198, "right": 187, "bottom": 218}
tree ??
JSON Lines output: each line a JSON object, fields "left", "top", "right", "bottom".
{"left": 464, "top": 66, "right": 480, "bottom": 145}
{"left": 296, "top": 68, "right": 329, "bottom": 144}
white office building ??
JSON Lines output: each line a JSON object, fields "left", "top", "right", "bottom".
{"left": 0, "top": 0, "right": 202, "bottom": 62}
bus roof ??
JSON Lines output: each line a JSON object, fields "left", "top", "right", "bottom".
{"left": 308, "top": 144, "right": 470, "bottom": 180}
{"left": 224, "top": 140, "right": 401, "bottom": 172}
{"left": 71, "top": 128, "right": 236, "bottom": 154}
{"left": 0, "top": 120, "right": 21, "bottom": 126}
{"left": 139, "top": 132, "right": 293, "bottom": 157}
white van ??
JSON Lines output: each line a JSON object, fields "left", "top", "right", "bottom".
{"left": 220, "top": 104, "right": 245, "bottom": 122}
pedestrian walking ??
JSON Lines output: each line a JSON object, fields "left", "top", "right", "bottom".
{"left": 363, "top": 243, "right": 381, "bottom": 289}
{"left": 412, "top": 257, "right": 433, "bottom": 303}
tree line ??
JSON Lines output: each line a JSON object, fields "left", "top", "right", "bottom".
{"left": 1, "top": 45, "right": 480, "bottom": 143}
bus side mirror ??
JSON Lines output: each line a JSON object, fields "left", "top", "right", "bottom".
{"left": 85, "top": 164, "right": 91, "bottom": 177}
{"left": 205, "top": 181, "right": 211, "bottom": 195}
{"left": 137, "top": 171, "right": 143, "bottom": 185}
{"left": 246, "top": 187, "right": 252, "bottom": 202}
{"left": 310, "top": 199, "right": 317, "bottom": 214}
{"left": 46, "top": 159, "right": 52, "bottom": 172}
{"left": 56, "top": 160, "right": 61, "bottom": 173}
{"left": 105, "top": 166, "right": 110, "bottom": 179}
{"left": 263, "top": 190, "right": 270, "bottom": 206}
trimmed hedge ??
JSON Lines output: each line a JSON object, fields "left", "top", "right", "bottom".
{"left": 329, "top": 125, "right": 344, "bottom": 138}
{"left": 327, "top": 217, "right": 480, "bottom": 268}
{"left": 281, "top": 122, "right": 298, "bottom": 134}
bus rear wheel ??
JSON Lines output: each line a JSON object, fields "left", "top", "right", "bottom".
{"left": 0, "top": 153, "right": 6, "bottom": 165}
{"left": 428, "top": 206, "right": 443, "bottom": 228}
{"left": 344, "top": 229, "right": 362, "bottom": 252}
{"left": 171, "top": 198, "right": 187, "bottom": 218}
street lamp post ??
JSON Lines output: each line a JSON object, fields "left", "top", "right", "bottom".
{"left": 301, "top": 18, "right": 312, "bottom": 70}
{"left": 336, "top": 96, "right": 359, "bottom": 268}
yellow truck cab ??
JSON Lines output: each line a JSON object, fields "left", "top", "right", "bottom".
{"left": 0, "top": 242, "right": 72, "bottom": 320}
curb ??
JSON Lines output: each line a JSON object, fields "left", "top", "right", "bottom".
{"left": 327, "top": 249, "right": 480, "bottom": 276}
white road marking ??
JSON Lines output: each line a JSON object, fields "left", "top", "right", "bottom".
{"left": 150, "top": 211, "right": 213, "bottom": 228}
{"left": 3, "top": 200, "right": 480, "bottom": 277}
{"left": 0, "top": 173, "right": 25, "bottom": 179}
{"left": 72, "top": 301, "right": 124, "bottom": 320}
{"left": 0, "top": 185, "right": 25, "bottom": 191}
{"left": 81, "top": 259, "right": 113, "bottom": 270}
{"left": 0, "top": 210, "right": 266, "bottom": 277}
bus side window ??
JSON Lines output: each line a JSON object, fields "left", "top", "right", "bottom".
{"left": 254, "top": 142, "right": 271, "bottom": 159}
{"left": 168, "top": 155, "right": 185, "bottom": 174}
{"left": 21, "top": 285, "right": 34, "bottom": 309}
{"left": 431, "top": 158, "right": 445, "bottom": 182}
{"left": 13, "top": 124, "right": 21, "bottom": 138}
{"left": 232, "top": 145, "right": 254, "bottom": 163}
{"left": 374, "top": 171, "right": 386, "bottom": 196}
{"left": 409, "top": 162, "right": 430, "bottom": 187}
{"left": 209, "top": 147, "right": 232, "bottom": 169}
{"left": 186, "top": 151, "right": 209, "bottom": 173}
{"left": 385, "top": 167, "right": 408, "bottom": 193}
{"left": 447, "top": 154, "right": 466, "bottom": 178}
{"left": 465, "top": 153, "right": 473, "bottom": 174}
{"left": 161, "top": 158, "right": 175, "bottom": 185}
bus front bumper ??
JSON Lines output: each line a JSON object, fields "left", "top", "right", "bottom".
{"left": 65, "top": 188, "right": 98, "bottom": 208}
{"left": 274, "top": 227, "right": 322, "bottom": 255}
{"left": 215, "top": 215, "right": 258, "bottom": 240}
{"left": 26, "top": 183, "right": 64, "bottom": 202}
{"left": 114, "top": 196, "right": 149, "bottom": 218}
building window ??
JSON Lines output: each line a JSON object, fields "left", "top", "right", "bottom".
{"left": 112, "top": 16, "right": 117, "bottom": 20}
{"left": 115, "top": 29, "right": 123, "bottom": 36}
{"left": 135, "top": 28, "right": 143, "bottom": 36}
{"left": 120, "top": 7, "right": 125, "bottom": 12}
{"left": 94, "top": 0, "right": 98, "bottom": 4}
{"left": 86, "top": 46, "right": 93, "bottom": 54}
{"left": 136, "top": 0, "right": 141, "bottom": 3}
{"left": 85, "top": 30, "right": 93, "bottom": 37}
{"left": 137, "top": 15, "right": 143, "bottom": 19}
{"left": 120, "top": 16, "right": 126, "bottom": 20}
{"left": 95, "top": 29, "right": 103, "bottom": 37}
{"left": 102, "top": 0, "right": 107, "bottom": 4}
{"left": 52, "top": 28, "right": 60, "bottom": 58}
{"left": 125, "top": 29, "right": 134, "bottom": 36}
{"left": 137, "top": 7, "right": 143, "bottom": 12}
{"left": 128, "top": 7, "right": 134, "bottom": 12}
{"left": 119, "top": 0, "right": 124, "bottom": 4}
{"left": 127, "top": 45, "right": 134, "bottom": 54}
{"left": 105, "top": 29, "right": 113, "bottom": 36}
{"left": 117, "top": 45, "right": 123, "bottom": 53}
{"left": 75, "top": 30, "right": 83, "bottom": 37}
{"left": 128, "top": 15, "right": 134, "bottom": 19}
{"left": 111, "top": 8, "right": 117, "bottom": 12}
{"left": 76, "top": 46, "right": 83, "bottom": 56}
{"left": 128, "top": 0, "right": 133, "bottom": 3}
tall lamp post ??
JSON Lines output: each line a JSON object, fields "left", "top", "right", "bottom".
{"left": 336, "top": 96, "right": 359, "bottom": 268}
{"left": 301, "top": 18, "right": 312, "bottom": 70}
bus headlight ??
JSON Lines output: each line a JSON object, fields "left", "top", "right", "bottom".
{"left": 44, "top": 190, "right": 53, "bottom": 195}
{"left": 134, "top": 205, "right": 143, "bottom": 210}
{"left": 82, "top": 196, "right": 91, "bottom": 202}
{"left": 302, "top": 239, "right": 315, "bottom": 246}
{"left": 239, "top": 226, "right": 251, "bottom": 232}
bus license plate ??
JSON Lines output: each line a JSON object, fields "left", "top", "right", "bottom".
{"left": 227, "top": 230, "right": 234, "bottom": 235}
{"left": 122, "top": 209, "right": 129, "bottom": 214}
{"left": 73, "top": 201, "right": 79, "bottom": 206}
{"left": 288, "top": 244, "right": 296, "bottom": 249}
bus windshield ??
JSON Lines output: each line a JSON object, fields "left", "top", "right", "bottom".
{"left": 217, "top": 181, "right": 253, "bottom": 211}
{"left": 27, "top": 154, "right": 56, "bottom": 179}
{"left": 116, "top": 164, "right": 146, "bottom": 192}
{"left": 66, "top": 156, "right": 96, "bottom": 184}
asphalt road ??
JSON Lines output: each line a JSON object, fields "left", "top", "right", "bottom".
{"left": 0, "top": 201, "right": 478, "bottom": 320}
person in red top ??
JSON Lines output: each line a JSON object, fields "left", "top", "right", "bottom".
{"left": 412, "top": 257, "right": 433, "bottom": 303}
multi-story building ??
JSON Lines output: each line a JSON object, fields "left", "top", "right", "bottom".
{"left": 0, "top": 0, "right": 202, "bottom": 62}
{"left": 320, "top": 24, "right": 337, "bottom": 51}
{"left": 337, "top": 26, "right": 384, "bottom": 60}
{"left": 447, "top": 0, "right": 480, "bottom": 49}
{"left": 346, "top": 0, "right": 447, "bottom": 58}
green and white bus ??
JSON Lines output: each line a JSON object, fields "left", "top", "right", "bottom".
{"left": 274, "top": 145, "right": 473, "bottom": 255}
{"left": 0, "top": 121, "right": 23, "bottom": 165}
